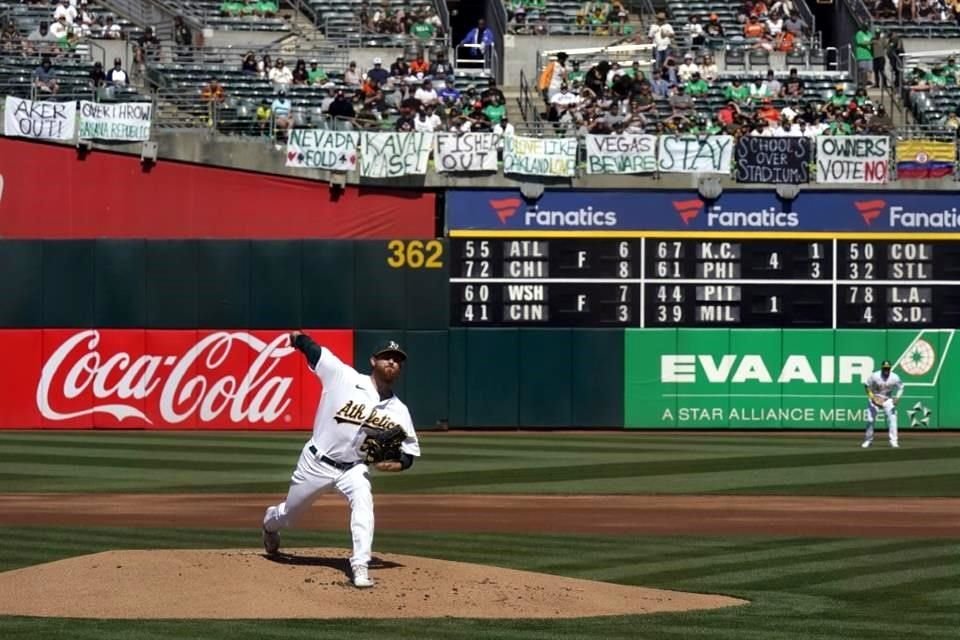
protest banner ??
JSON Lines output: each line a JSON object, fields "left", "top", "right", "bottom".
{"left": 503, "top": 136, "right": 577, "bottom": 177}
{"left": 815, "top": 135, "right": 889, "bottom": 184}
{"left": 434, "top": 132, "right": 498, "bottom": 173}
{"left": 895, "top": 139, "right": 956, "bottom": 179}
{"left": 734, "top": 136, "right": 811, "bottom": 184}
{"left": 77, "top": 101, "right": 152, "bottom": 141}
{"left": 360, "top": 132, "right": 433, "bottom": 178}
{"left": 286, "top": 129, "right": 359, "bottom": 171}
{"left": 657, "top": 135, "right": 734, "bottom": 174}
{"left": 4, "top": 96, "right": 76, "bottom": 141}
{"left": 586, "top": 134, "right": 657, "bottom": 174}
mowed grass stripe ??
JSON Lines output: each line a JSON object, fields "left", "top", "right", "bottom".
{"left": 736, "top": 472, "right": 960, "bottom": 496}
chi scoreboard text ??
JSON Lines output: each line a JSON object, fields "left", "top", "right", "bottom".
{"left": 449, "top": 237, "right": 960, "bottom": 327}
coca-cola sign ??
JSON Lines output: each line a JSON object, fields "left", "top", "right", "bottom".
{"left": 0, "top": 329, "right": 354, "bottom": 429}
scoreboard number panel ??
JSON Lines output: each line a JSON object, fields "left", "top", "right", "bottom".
{"left": 450, "top": 238, "right": 960, "bottom": 328}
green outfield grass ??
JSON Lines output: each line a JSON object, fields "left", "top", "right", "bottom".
{"left": 0, "top": 527, "right": 958, "bottom": 639}
{"left": 1, "top": 431, "right": 958, "bottom": 639}
{"left": 0, "top": 430, "right": 957, "bottom": 496}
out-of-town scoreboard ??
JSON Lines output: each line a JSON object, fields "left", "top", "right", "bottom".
{"left": 449, "top": 237, "right": 960, "bottom": 328}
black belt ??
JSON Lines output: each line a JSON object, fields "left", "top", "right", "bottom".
{"left": 309, "top": 445, "right": 360, "bottom": 471}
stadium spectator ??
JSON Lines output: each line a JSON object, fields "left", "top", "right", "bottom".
{"left": 899, "top": 0, "right": 918, "bottom": 21}
{"left": 782, "top": 68, "right": 804, "bottom": 97}
{"left": 871, "top": 30, "right": 890, "bottom": 88}
{"left": 409, "top": 53, "right": 429, "bottom": 76}
{"left": 271, "top": 90, "right": 293, "bottom": 139}
{"left": 201, "top": 78, "right": 226, "bottom": 125}
{"left": 854, "top": 26, "right": 873, "bottom": 85}
{"left": 53, "top": 0, "right": 76, "bottom": 25}
{"left": 744, "top": 15, "right": 765, "bottom": 38}
{"left": 106, "top": 57, "right": 129, "bottom": 86}
{"left": 368, "top": 57, "right": 389, "bottom": 85}
{"left": 783, "top": 11, "right": 804, "bottom": 36}
{"left": 459, "top": 18, "right": 494, "bottom": 58}
{"left": 668, "top": 85, "right": 695, "bottom": 120}
{"left": 390, "top": 55, "right": 408, "bottom": 78}
{"left": 678, "top": 53, "right": 699, "bottom": 82}
{"left": 255, "top": 99, "right": 272, "bottom": 135}
{"left": 292, "top": 59, "right": 308, "bottom": 85}
{"left": 344, "top": 61, "right": 361, "bottom": 85}
{"left": 269, "top": 58, "right": 293, "bottom": 87}
{"left": 414, "top": 78, "right": 439, "bottom": 105}
{"left": 308, "top": 60, "right": 332, "bottom": 87}
{"left": 704, "top": 14, "right": 724, "bottom": 41}
{"left": 76, "top": 5, "right": 95, "bottom": 37}
{"left": 242, "top": 51, "right": 258, "bottom": 75}
{"left": 648, "top": 13, "right": 675, "bottom": 69}
{"left": 539, "top": 51, "right": 568, "bottom": 103}
{"left": 685, "top": 71, "right": 709, "bottom": 96}
{"left": 174, "top": 16, "right": 193, "bottom": 60}
{"left": 98, "top": 16, "right": 122, "bottom": 39}
{"left": 138, "top": 26, "right": 161, "bottom": 63}
{"left": 0, "top": 19, "right": 21, "bottom": 53}
{"left": 33, "top": 56, "right": 58, "bottom": 94}
{"left": 88, "top": 60, "right": 105, "bottom": 88}
{"left": 701, "top": 54, "right": 718, "bottom": 81}
{"left": 430, "top": 52, "right": 453, "bottom": 82}
{"left": 685, "top": 15, "right": 705, "bottom": 47}
{"left": 49, "top": 15, "right": 69, "bottom": 40}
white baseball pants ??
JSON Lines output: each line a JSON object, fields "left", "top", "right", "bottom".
{"left": 263, "top": 442, "right": 374, "bottom": 569}
{"left": 864, "top": 398, "right": 899, "bottom": 445}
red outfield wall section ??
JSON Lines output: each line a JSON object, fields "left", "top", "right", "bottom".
{"left": 0, "top": 329, "right": 353, "bottom": 430}
{"left": 0, "top": 138, "right": 434, "bottom": 238}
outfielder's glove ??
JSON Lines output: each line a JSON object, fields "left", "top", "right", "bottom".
{"left": 359, "top": 426, "right": 406, "bottom": 464}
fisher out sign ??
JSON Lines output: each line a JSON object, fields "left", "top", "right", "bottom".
{"left": 816, "top": 135, "right": 890, "bottom": 184}
{"left": 4, "top": 96, "right": 76, "bottom": 141}
{"left": 503, "top": 135, "right": 577, "bottom": 177}
{"left": 586, "top": 134, "right": 657, "bottom": 174}
{"left": 77, "top": 101, "right": 152, "bottom": 141}
{"left": 657, "top": 135, "right": 734, "bottom": 174}
{"left": 735, "top": 136, "right": 811, "bottom": 184}
{"left": 434, "top": 132, "right": 498, "bottom": 172}
{"left": 286, "top": 129, "right": 358, "bottom": 171}
{"left": 360, "top": 132, "right": 433, "bottom": 178}
{"left": 625, "top": 328, "right": 958, "bottom": 429}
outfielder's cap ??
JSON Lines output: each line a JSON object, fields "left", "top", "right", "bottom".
{"left": 373, "top": 341, "right": 407, "bottom": 362}
{"left": 881, "top": 360, "right": 893, "bottom": 369}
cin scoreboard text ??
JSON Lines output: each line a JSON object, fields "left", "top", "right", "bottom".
{"left": 449, "top": 237, "right": 960, "bottom": 327}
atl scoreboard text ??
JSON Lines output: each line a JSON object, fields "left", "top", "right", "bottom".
{"left": 449, "top": 237, "right": 960, "bottom": 327}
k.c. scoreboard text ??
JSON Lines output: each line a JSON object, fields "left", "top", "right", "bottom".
{"left": 449, "top": 237, "right": 960, "bottom": 327}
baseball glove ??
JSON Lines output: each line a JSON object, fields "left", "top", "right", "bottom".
{"left": 359, "top": 426, "right": 406, "bottom": 464}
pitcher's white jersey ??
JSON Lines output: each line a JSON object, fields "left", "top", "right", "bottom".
{"left": 864, "top": 370, "right": 904, "bottom": 403}
{"left": 308, "top": 347, "right": 420, "bottom": 463}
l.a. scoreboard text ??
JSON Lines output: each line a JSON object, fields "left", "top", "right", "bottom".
{"left": 449, "top": 237, "right": 960, "bottom": 328}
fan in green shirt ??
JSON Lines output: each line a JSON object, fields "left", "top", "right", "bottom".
{"left": 827, "top": 120, "right": 852, "bottom": 135}
{"left": 307, "top": 63, "right": 328, "bottom": 85}
{"left": 724, "top": 81, "right": 750, "bottom": 104}
{"left": 411, "top": 21, "right": 436, "bottom": 40}
{"left": 257, "top": 1, "right": 278, "bottom": 15}
{"left": 483, "top": 101, "right": 506, "bottom": 124}
{"left": 220, "top": 1, "right": 244, "bottom": 16}
{"left": 567, "top": 62, "right": 585, "bottom": 84}
{"left": 686, "top": 74, "right": 709, "bottom": 96}
{"left": 926, "top": 68, "right": 948, "bottom": 86}
{"left": 854, "top": 28, "right": 873, "bottom": 63}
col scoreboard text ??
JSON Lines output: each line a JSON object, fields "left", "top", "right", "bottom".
{"left": 449, "top": 238, "right": 960, "bottom": 327}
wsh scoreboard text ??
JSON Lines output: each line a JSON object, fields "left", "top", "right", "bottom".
{"left": 449, "top": 237, "right": 960, "bottom": 328}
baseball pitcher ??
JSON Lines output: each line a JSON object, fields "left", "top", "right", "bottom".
{"left": 262, "top": 331, "right": 420, "bottom": 588}
{"left": 862, "top": 359, "right": 903, "bottom": 449}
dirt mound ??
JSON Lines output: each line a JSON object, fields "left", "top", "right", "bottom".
{"left": 0, "top": 548, "right": 746, "bottom": 619}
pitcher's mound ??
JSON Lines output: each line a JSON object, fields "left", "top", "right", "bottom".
{"left": 0, "top": 548, "right": 747, "bottom": 619}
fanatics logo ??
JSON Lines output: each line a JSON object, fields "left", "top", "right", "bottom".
{"left": 672, "top": 198, "right": 704, "bottom": 225}
{"left": 489, "top": 198, "right": 523, "bottom": 224}
{"left": 854, "top": 199, "right": 885, "bottom": 226}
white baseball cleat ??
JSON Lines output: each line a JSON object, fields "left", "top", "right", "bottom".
{"left": 262, "top": 506, "right": 280, "bottom": 555}
{"left": 890, "top": 441, "right": 900, "bottom": 448}
{"left": 860, "top": 440, "right": 872, "bottom": 448}
{"left": 352, "top": 564, "right": 374, "bottom": 589}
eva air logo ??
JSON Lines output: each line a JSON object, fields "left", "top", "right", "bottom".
{"left": 908, "top": 402, "right": 932, "bottom": 428}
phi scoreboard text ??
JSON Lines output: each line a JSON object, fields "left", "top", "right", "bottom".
{"left": 449, "top": 238, "right": 960, "bottom": 328}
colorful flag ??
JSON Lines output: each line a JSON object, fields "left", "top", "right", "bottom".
{"left": 895, "top": 139, "right": 956, "bottom": 179}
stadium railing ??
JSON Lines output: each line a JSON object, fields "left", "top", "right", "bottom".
{"left": 96, "top": 0, "right": 180, "bottom": 39}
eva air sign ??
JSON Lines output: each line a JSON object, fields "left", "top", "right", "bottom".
{"left": 624, "top": 329, "right": 956, "bottom": 429}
